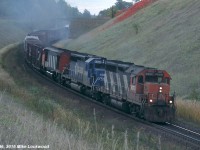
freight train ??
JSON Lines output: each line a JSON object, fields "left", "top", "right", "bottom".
{"left": 24, "top": 30, "right": 176, "bottom": 123}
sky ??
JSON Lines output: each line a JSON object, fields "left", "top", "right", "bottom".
{"left": 65, "top": 0, "right": 134, "bottom": 15}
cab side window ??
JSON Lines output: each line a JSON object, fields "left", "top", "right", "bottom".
{"left": 164, "top": 78, "right": 170, "bottom": 84}
{"left": 132, "top": 77, "right": 136, "bottom": 85}
{"left": 45, "top": 51, "right": 48, "bottom": 61}
{"left": 138, "top": 76, "right": 143, "bottom": 84}
{"left": 89, "top": 63, "right": 93, "bottom": 69}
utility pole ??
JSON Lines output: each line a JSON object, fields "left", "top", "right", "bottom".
{"left": 111, "top": 6, "right": 114, "bottom": 18}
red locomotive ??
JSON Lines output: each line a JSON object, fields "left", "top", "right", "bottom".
{"left": 99, "top": 60, "right": 176, "bottom": 122}
{"left": 128, "top": 68, "right": 175, "bottom": 122}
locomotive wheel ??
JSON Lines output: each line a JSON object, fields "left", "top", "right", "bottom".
{"left": 52, "top": 73, "right": 57, "bottom": 81}
{"left": 102, "top": 95, "right": 110, "bottom": 105}
{"left": 129, "top": 106, "right": 136, "bottom": 116}
{"left": 57, "top": 74, "right": 62, "bottom": 84}
{"left": 130, "top": 105, "right": 141, "bottom": 117}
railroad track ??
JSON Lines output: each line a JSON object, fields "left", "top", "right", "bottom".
{"left": 25, "top": 63, "right": 200, "bottom": 149}
{"left": 163, "top": 122, "right": 200, "bottom": 148}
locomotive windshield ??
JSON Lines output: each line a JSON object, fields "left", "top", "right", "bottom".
{"left": 145, "top": 72, "right": 163, "bottom": 83}
{"left": 145, "top": 75, "right": 163, "bottom": 83}
{"left": 145, "top": 72, "right": 171, "bottom": 84}
{"left": 95, "top": 63, "right": 105, "bottom": 69}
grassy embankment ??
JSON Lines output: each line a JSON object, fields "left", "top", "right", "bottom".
{"left": 0, "top": 19, "right": 95, "bottom": 149}
{"left": 0, "top": 92, "right": 93, "bottom": 149}
{"left": 55, "top": 0, "right": 200, "bottom": 124}
{"left": 0, "top": 19, "right": 26, "bottom": 90}
{"left": 0, "top": 19, "right": 184, "bottom": 149}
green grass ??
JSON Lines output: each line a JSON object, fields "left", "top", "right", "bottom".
{"left": 55, "top": 0, "right": 200, "bottom": 98}
{"left": 0, "top": 19, "right": 27, "bottom": 49}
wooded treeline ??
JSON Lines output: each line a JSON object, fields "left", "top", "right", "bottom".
{"left": 0, "top": 0, "right": 91, "bottom": 21}
{"left": 0, "top": 0, "right": 94, "bottom": 29}
{"left": 99, "top": 0, "right": 133, "bottom": 18}
{"left": 0, "top": 0, "right": 134, "bottom": 29}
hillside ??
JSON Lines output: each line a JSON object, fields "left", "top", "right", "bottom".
{"left": 0, "top": 19, "right": 27, "bottom": 48}
{"left": 0, "top": 19, "right": 27, "bottom": 89}
{"left": 55, "top": 0, "right": 200, "bottom": 97}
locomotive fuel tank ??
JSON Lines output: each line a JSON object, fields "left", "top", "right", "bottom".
{"left": 70, "top": 83, "right": 82, "bottom": 92}
{"left": 110, "top": 99, "right": 129, "bottom": 112}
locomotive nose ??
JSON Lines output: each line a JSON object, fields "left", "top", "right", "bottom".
{"left": 157, "top": 108, "right": 164, "bottom": 117}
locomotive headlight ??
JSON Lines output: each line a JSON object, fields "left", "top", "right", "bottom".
{"left": 169, "top": 100, "right": 173, "bottom": 104}
{"left": 150, "top": 99, "right": 153, "bottom": 103}
{"left": 159, "top": 87, "right": 162, "bottom": 93}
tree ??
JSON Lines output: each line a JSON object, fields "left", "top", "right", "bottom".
{"left": 99, "top": 8, "right": 113, "bottom": 18}
{"left": 115, "top": 0, "right": 124, "bottom": 10}
{"left": 115, "top": 0, "right": 132, "bottom": 10}
{"left": 82, "top": 9, "right": 91, "bottom": 18}
{"left": 98, "top": 0, "right": 132, "bottom": 17}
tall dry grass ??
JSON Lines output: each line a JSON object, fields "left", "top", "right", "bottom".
{"left": 0, "top": 92, "right": 94, "bottom": 150}
{"left": 1, "top": 91, "right": 171, "bottom": 150}
{"left": 176, "top": 98, "right": 200, "bottom": 124}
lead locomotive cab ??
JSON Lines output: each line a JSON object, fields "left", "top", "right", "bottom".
{"left": 128, "top": 68, "right": 176, "bottom": 122}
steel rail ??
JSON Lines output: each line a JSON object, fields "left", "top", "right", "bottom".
{"left": 152, "top": 123, "right": 200, "bottom": 149}
{"left": 166, "top": 122, "right": 200, "bottom": 137}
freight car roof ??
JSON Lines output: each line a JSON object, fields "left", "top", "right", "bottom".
{"left": 51, "top": 46, "right": 71, "bottom": 53}
{"left": 107, "top": 59, "right": 134, "bottom": 65}
{"left": 51, "top": 46, "right": 106, "bottom": 60}
{"left": 106, "top": 60, "right": 134, "bottom": 70}
{"left": 126, "top": 65, "right": 157, "bottom": 75}
{"left": 85, "top": 57, "right": 105, "bottom": 63}
{"left": 44, "top": 47, "right": 64, "bottom": 53}
{"left": 127, "top": 65, "right": 145, "bottom": 75}
{"left": 25, "top": 39, "right": 43, "bottom": 47}
{"left": 70, "top": 50, "right": 100, "bottom": 59}
{"left": 106, "top": 60, "right": 134, "bottom": 67}
{"left": 28, "top": 30, "right": 49, "bottom": 36}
